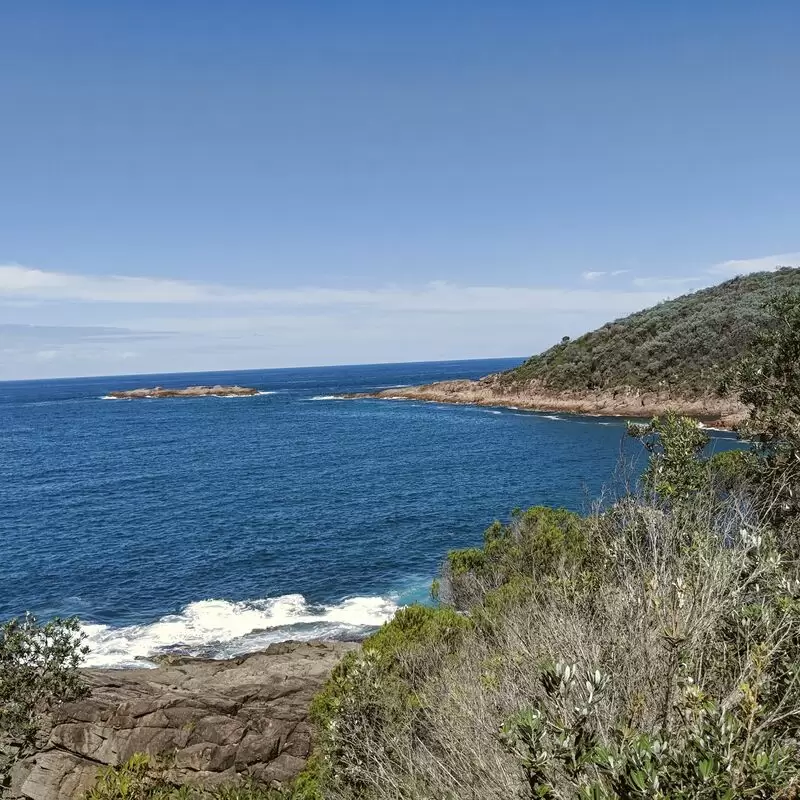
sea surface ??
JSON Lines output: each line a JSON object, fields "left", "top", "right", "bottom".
{"left": 0, "top": 359, "right": 739, "bottom": 667}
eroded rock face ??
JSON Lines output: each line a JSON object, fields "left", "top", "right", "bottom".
{"left": 8, "top": 641, "right": 357, "bottom": 800}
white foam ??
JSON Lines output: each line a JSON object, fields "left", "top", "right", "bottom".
{"left": 542, "top": 414, "right": 563, "bottom": 421}
{"left": 81, "top": 594, "right": 397, "bottom": 669}
{"left": 257, "top": 391, "right": 278, "bottom": 395}
{"left": 308, "top": 395, "right": 346, "bottom": 401}
{"left": 482, "top": 409, "right": 502, "bottom": 415}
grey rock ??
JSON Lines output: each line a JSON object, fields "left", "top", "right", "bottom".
{"left": 8, "top": 641, "right": 357, "bottom": 800}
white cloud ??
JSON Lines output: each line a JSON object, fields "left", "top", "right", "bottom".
{"left": 7, "top": 253, "right": 793, "bottom": 380}
{"left": 0, "top": 263, "right": 667, "bottom": 315}
{"left": 0, "top": 264, "right": 678, "bottom": 379}
{"left": 629, "top": 253, "right": 800, "bottom": 291}
{"left": 582, "top": 269, "right": 628, "bottom": 281}
{"left": 708, "top": 252, "right": 800, "bottom": 276}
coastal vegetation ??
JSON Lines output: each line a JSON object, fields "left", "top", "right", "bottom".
{"left": 357, "top": 271, "right": 800, "bottom": 424}
{"left": 6, "top": 287, "right": 800, "bottom": 799}
{"left": 0, "top": 615, "right": 88, "bottom": 790}
{"left": 503, "top": 267, "right": 800, "bottom": 395}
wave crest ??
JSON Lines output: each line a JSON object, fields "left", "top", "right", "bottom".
{"left": 82, "top": 594, "right": 397, "bottom": 669}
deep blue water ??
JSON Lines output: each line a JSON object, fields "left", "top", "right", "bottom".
{"left": 0, "top": 359, "right": 739, "bottom": 666}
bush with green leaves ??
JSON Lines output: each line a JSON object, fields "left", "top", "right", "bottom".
{"left": 501, "top": 642, "right": 800, "bottom": 799}
{"left": 627, "top": 412, "right": 710, "bottom": 501}
{"left": 1, "top": 613, "right": 88, "bottom": 787}
{"left": 441, "top": 506, "right": 593, "bottom": 610}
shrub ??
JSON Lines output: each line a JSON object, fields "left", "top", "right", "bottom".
{"left": 723, "top": 290, "right": 800, "bottom": 541}
{"left": 627, "top": 412, "right": 709, "bottom": 500}
{"left": 442, "top": 507, "right": 592, "bottom": 610}
{"left": 307, "top": 605, "right": 472, "bottom": 797}
{"left": 84, "top": 754, "right": 177, "bottom": 800}
{"left": 84, "top": 754, "right": 294, "bottom": 799}
{"left": 1, "top": 614, "right": 88, "bottom": 788}
{"left": 708, "top": 447, "right": 756, "bottom": 495}
{"left": 303, "top": 409, "right": 800, "bottom": 799}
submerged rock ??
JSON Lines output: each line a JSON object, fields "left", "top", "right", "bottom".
{"left": 8, "top": 641, "right": 357, "bottom": 800}
{"left": 106, "top": 385, "right": 260, "bottom": 399}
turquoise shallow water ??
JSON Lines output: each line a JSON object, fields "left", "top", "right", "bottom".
{"left": 0, "top": 359, "right": 739, "bottom": 666}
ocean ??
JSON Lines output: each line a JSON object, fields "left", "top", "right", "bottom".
{"left": 0, "top": 359, "right": 739, "bottom": 667}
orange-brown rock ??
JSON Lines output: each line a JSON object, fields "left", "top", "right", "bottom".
{"left": 347, "top": 376, "right": 745, "bottom": 429}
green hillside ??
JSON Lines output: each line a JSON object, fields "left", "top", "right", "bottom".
{"left": 504, "top": 267, "right": 800, "bottom": 394}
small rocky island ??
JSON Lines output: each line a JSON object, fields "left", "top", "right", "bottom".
{"left": 107, "top": 385, "right": 259, "bottom": 399}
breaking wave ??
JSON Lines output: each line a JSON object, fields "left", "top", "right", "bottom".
{"left": 82, "top": 594, "right": 398, "bottom": 669}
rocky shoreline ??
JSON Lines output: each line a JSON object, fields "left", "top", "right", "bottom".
{"left": 106, "top": 385, "right": 260, "bottom": 399}
{"left": 346, "top": 376, "right": 746, "bottom": 429}
{"left": 8, "top": 641, "right": 357, "bottom": 800}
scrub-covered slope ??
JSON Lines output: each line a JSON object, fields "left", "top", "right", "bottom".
{"left": 359, "top": 268, "right": 800, "bottom": 425}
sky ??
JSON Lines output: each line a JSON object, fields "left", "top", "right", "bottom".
{"left": 1, "top": 1, "right": 799, "bottom": 380}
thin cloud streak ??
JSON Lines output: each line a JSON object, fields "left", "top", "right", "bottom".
{"left": 0, "top": 264, "right": 667, "bottom": 314}
{"left": 632, "top": 252, "right": 800, "bottom": 291}
{"left": 708, "top": 252, "right": 800, "bottom": 276}
{"left": 581, "top": 269, "right": 629, "bottom": 281}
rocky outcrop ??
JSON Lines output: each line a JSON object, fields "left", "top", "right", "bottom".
{"left": 106, "top": 385, "right": 259, "bottom": 399}
{"left": 347, "top": 377, "right": 746, "bottom": 429}
{"left": 8, "top": 641, "right": 357, "bottom": 800}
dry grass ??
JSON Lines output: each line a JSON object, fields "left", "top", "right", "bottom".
{"left": 318, "top": 487, "right": 800, "bottom": 799}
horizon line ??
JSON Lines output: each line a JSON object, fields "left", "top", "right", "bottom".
{"left": 0, "top": 355, "right": 527, "bottom": 385}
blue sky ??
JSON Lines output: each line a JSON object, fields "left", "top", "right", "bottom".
{"left": 1, "top": 1, "right": 799, "bottom": 379}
